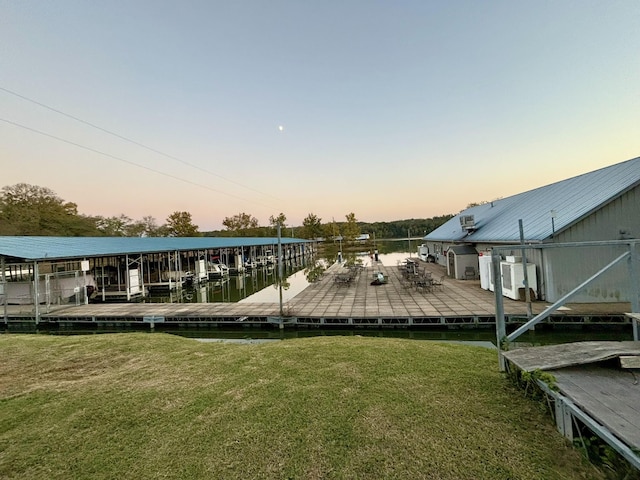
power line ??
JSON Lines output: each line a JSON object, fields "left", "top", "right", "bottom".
{"left": 0, "top": 117, "right": 278, "bottom": 210}
{"left": 0, "top": 85, "right": 282, "bottom": 202}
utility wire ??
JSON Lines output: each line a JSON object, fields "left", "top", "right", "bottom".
{"left": 0, "top": 85, "right": 281, "bottom": 202}
{"left": 0, "top": 117, "right": 278, "bottom": 209}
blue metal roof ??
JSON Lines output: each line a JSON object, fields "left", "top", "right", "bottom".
{"left": 425, "top": 156, "right": 640, "bottom": 243}
{"left": 0, "top": 236, "right": 309, "bottom": 261}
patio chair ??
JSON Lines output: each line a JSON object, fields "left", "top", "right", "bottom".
{"left": 431, "top": 275, "right": 445, "bottom": 290}
{"left": 415, "top": 277, "right": 432, "bottom": 294}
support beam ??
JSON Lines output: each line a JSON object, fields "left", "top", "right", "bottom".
{"left": 278, "top": 225, "right": 284, "bottom": 330}
{"left": 628, "top": 242, "right": 640, "bottom": 341}
{"left": 518, "top": 220, "right": 532, "bottom": 319}
{"left": 492, "top": 249, "right": 506, "bottom": 371}
{"left": 125, "top": 254, "right": 131, "bottom": 302}
{"left": 33, "top": 261, "right": 40, "bottom": 325}
{"left": 1, "top": 257, "right": 6, "bottom": 324}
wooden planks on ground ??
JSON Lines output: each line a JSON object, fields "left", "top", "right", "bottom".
{"left": 503, "top": 341, "right": 640, "bottom": 372}
{"left": 553, "top": 365, "right": 640, "bottom": 450}
{"left": 504, "top": 341, "right": 640, "bottom": 452}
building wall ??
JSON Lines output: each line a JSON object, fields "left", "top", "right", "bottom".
{"left": 555, "top": 186, "right": 639, "bottom": 243}
{"left": 543, "top": 187, "right": 639, "bottom": 303}
{"left": 421, "top": 241, "right": 451, "bottom": 267}
{"left": 542, "top": 243, "right": 630, "bottom": 303}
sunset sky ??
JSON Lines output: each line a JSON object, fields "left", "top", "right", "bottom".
{"left": 1, "top": 1, "right": 639, "bottom": 230}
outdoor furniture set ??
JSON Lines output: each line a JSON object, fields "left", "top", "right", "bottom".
{"left": 397, "top": 259, "right": 444, "bottom": 294}
{"left": 333, "top": 264, "right": 363, "bottom": 287}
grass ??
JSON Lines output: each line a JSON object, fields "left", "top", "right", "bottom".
{"left": 0, "top": 333, "right": 604, "bottom": 480}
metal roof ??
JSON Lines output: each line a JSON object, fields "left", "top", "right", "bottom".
{"left": 0, "top": 236, "right": 309, "bottom": 262}
{"left": 425, "top": 156, "right": 640, "bottom": 243}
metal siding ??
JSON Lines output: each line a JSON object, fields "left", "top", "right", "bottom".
{"left": 556, "top": 188, "right": 640, "bottom": 243}
{"left": 543, "top": 243, "right": 629, "bottom": 303}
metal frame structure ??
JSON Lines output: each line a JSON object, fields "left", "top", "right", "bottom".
{"left": 494, "top": 239, "right": 640, "bottom": 470}
{"left": 494, "top": 239, "right": 640, "bottom": 369}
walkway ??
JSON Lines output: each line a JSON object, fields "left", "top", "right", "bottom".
{"left": 2, "top": 258, "right": 632, "bottom": 326}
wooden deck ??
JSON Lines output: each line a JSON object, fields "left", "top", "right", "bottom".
{"left": 504, "top": 341, "right": 640, "bottom": 467}
{"left": 287, "top": 261, "right": 630, "bottom": 321}
{"left": 553, "top": 366, "right": 640, "bottom": 450}
{"left": 502, "top": 341, "right": 640, "bottom": 371}
{"left": 2, "top": 259, "right": 633, "bottom": 327}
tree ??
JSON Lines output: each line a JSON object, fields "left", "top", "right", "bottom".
{"left": 302, "top": 213, "right": 323, "bottom": 239}
{"left": 222, "top": 212, "right": 259, "bottom": 236}
{"left": 126, "top": 216, "right": 161, "bottom": 237}
{"left": 343, "top": 212, "right": 360, "bottom": 243}
{"left": 269, "top": 212, "right": 288, "bottom": 236}
{"left": 0, "top": 183, "right": 99, "bottom": 236}
{"left": 269, "top": 212, "right": 287, "bottom": 228}
{"left": 164, "top": 211, "right": 199, "bottom": 237}
{"left": 142, "top": 215, "right": 161, "bottom": 237}
{"left": 95, "top": 214, "right": 133, "bottom": 236}
{"left": 323, "top": 218, "right": 341, "bottom": 241}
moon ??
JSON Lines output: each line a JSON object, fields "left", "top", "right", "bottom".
{"left": 278, "top": 125, "right": 284, "bottom": 132}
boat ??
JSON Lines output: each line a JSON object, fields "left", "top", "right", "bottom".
{"left": 244, "top": 260, "right": 258, "bottom": 270}
{"left": 3, "top": 274, "right": 98, "bottom": 305}
{"left": 207, "top": 263, "right": 230, "bottom": 280}
{"left": 147, "top": 270, "right": 187, "bottom": 292}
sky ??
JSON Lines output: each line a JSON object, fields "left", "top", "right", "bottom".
{"left": 1, "top": 1, "right": 639, "bottom": 231}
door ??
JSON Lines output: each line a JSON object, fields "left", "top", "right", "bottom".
{"left": 448, "top": 251, "right": 455, "bottom": 277}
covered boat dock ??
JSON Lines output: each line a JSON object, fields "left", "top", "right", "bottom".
{"left": 0, "top": 236, "right": 315, "bottom": 318}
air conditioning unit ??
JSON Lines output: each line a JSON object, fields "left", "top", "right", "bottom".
{"left": 460, "top": 215, "right": 476, "bottom": 231}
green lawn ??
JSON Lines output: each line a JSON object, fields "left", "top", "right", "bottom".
{"left": 0, "top": 333, "right": 602, "bottom": 479}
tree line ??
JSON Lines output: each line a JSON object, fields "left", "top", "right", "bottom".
{"left": 0, "top": 183, "right": 452, "bottom": 239}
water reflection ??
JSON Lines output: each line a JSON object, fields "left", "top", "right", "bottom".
{"left": 145, "top": 261, "right": 306, "bottom": 304}
{"left": 144, "top": 240, "right": 416, "bottom": 305}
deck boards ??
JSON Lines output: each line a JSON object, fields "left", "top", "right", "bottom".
{"left": 504, "top": 341, "right": 640, "bottom": 452}
{"left": 553, "top": 366, "right": 640, "bottom": 450}
{"left": 503, "top": 341, "right": 640, "bottom": 371}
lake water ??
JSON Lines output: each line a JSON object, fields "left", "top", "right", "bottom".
{"left": 145, "top": 240, "right": 418, "bottom": 305}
